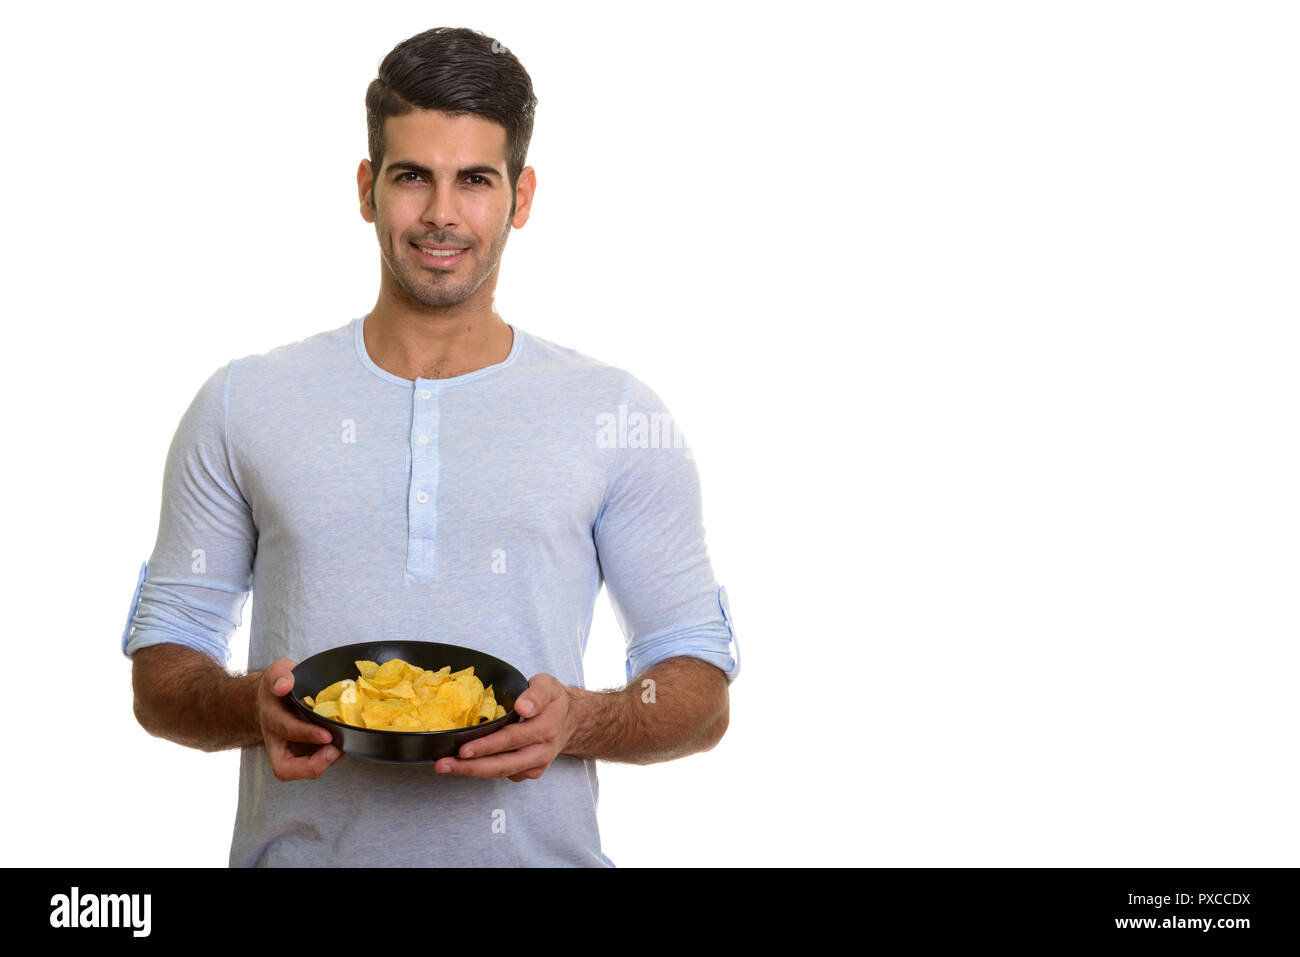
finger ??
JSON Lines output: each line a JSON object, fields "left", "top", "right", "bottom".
{"left": 516, "top": 677, "right": 561, "bottom": 718}
{"left": 262, "top": 692, "right": 335, "bottom": 745}
{"left": 267, "top": 736, "right": 341, "bottom": 782}
{"left": 437, "top": 743, "right": 551, "bottom": 778}
{"left": 285, "top": 706, "right": 335, "bottom": 745}
{"left": 273, "top": 745, "right": 339, "bottom": 781}
{"left": 507, "top": 767, "right": 546, "bottom": 783}
{"left": 268, "top": 710, "right": 335, "bottom": 746}
{"left": 261, "top": 662, "right": 333, "bottom": 743}
{"left": 263, "top": 658, "right": 299, "bottom": 693}
{"left": 456, "top": 720, "right": 546, "bottom": 759}
{"left": 270, "top": 672, "right": 295, "bottom": 697}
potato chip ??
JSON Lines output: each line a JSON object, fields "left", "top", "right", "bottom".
{"left": 384, "top": 679, "right": 416, "bottom": 701}
{"left": 423, "top": 699, "right": 464, "bottom": 728}
{"left": 413, "top": 669, "right": 448, "bottom": 697}
{"left": 434, "top": 681, "right": 478, "bottom": 725}
{"left": 316, "top": 678, "right": 354, "bottom": 703}
{"left": 370, "top": 658, "right": 408, "bottom": 689}
{"left": 312, "top": 657, "right": 509, "bottom": 732}
{"left": 390, "top": 712, "right": 424, "bottom": 731}
{"left": 402, "top": 662, "right": 425, "bottom": 683}
{"left": 416, "top": 701, "right": 459, "bottom": 732}
{"left": 361, "top": 699, "right": 405, "bottom": 729}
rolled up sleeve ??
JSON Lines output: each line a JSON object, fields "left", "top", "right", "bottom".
{"left": 122, "top": 361, "right": 255, "bottom": 665}
{"left": 593, "top": 375, "right": 739, "bottom": 684}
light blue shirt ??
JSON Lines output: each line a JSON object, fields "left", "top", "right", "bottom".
{"left": 122, "top": 314, "right": 739, "bottom": 867}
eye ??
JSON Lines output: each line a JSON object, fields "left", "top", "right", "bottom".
{"left": 396, "top": 171, "right": 423, "bottom": 183}
{"left": 466, "top": 175, "right": 489, "bottom": 186}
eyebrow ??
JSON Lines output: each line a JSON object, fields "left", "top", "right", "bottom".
{"left": 387, "top": 161, "right": 502, "bottom": 181}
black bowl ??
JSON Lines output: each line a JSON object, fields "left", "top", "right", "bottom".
{"left": 288, "top": 641, "right": 529, "bottom": 764}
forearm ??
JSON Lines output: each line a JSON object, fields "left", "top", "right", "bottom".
{"left": 562, "top": 656, "right": 729, "bottom": 765}
{"left": 131, "top": 643, "right": 264, "bottom": 752}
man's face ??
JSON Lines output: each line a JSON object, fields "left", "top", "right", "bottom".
{"left": 360, "top": 109, "right": 527, "bottom": 309}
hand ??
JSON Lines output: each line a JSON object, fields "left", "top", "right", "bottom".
{"left": 258, "top": 658, "right": 342, "bottom": 781}
{"left": 435, "top": 674, "right": 576, "bottom": 781}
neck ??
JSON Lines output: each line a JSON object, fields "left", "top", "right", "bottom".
{"left": 363, "top": 307, "right": 513, "bottom": 381}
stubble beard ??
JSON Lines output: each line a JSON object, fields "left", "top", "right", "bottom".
{"left": 381, "top": 215, "right": 512, "bottom": 309}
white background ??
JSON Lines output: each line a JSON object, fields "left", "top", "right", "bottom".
{"left": 3, "top": 1, "right": 1297, "bottom": 867}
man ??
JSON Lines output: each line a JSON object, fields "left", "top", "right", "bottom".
{"left": 123, "top": 26, "right": 739, "bottom": 867}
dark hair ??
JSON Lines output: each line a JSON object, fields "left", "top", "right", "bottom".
{"left": 365, "top": 27, "right": 538, "bottom": 216}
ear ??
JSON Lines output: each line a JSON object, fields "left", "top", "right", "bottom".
{"left": 510, "top": 166, "right": 537, "bottom": 229}
{"left": 357, "top": 159, "right": 377, "bottom": 222}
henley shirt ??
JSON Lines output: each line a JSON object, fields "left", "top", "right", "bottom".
{"left": 121, "top": 313, "right": 739, "bottom": 867}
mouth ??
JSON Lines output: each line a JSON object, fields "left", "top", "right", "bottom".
{"left": 410, "top": 243, "right": 470, "bottom": 268}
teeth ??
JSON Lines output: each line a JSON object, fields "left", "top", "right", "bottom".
{"left": 416, "top": 246, "right": 465, "bottom": 257}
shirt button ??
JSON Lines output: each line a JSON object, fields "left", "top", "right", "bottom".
{"left": 420, "top": 389, "right": 431, "bottom": 399}
{"left": 418, "top": 434, "right": 428, "bottom": 445}
{"left": 417, "top": 492, "right": 429, "bottom": 504}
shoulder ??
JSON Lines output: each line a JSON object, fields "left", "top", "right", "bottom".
{"left": 513, "top": 329, "right": 663, "bottom": 408}
{"left": 228, "top": 318, "right": 355, "bottom": 385}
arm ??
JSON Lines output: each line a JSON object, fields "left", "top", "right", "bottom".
{"left": 132, "top": 642, "right": 342, "bottom": 779}
{"left": 122, "top": 363, "right": 339, "bottom": 780}
{"left": 437, "top": 374, "right": 737, "bottom": 780}
{"left": 563, "top": 655, "right": 729, "bottom": 764}
{"left": 132, "top": 643, "right": 262, "bottom": 751}
{"left": 434, "top": 655, "right": 728, "bottom": 779}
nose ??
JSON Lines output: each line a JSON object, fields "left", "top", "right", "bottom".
{"left": 422, "top": 177, "right": 460, "bottom": 230}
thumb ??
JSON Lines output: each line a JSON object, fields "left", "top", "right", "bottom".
{"left": 264, "top": 657, "right": 300, "bottom": 697}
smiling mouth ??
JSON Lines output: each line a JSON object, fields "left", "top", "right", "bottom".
{"left": 411, "top": 243, "right": 469, "bottom": 267}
